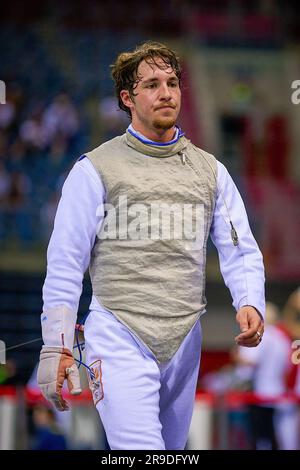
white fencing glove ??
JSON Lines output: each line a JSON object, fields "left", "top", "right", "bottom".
{"left": 37, "top": 346, "right": 82, "bottom": 411}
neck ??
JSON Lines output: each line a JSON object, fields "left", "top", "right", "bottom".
{"left": 131, "top": 123, "right": 176, "bottom": 143}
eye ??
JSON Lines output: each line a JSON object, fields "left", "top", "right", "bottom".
{"left": 146, "top": 83, "right": 157, "bottom": 89}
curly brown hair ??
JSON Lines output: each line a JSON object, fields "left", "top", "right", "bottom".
{"left": 111, "top": 41, "right": 182, "bottom": 118}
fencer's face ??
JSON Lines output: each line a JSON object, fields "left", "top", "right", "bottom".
{"left": 120, "top": 58, "right": 181, "bottom": 139}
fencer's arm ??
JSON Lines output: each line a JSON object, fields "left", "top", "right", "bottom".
{"left": 41, "top": 157, "right": 105, "bottom": 351}
{"left": 210, "top": 161, "right": 265, "bottom": 321}
{"left": 38, "top": 158, "right": 105, "bottom": 410}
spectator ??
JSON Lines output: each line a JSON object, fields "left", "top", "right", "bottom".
{"left": 42, "top": 93, "right": 79, "bottom": 144}
{"left": 30, "top": 404, "right": 68, "bottom": 450}
{"left": 236, "top": 298, "right": 300, "bottom": 450}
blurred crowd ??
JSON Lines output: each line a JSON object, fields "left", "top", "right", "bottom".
{"left": 0, "top": 88, "right": 81, "bottom": 245}
{"left": 0, "top": 85, "right": 127, "bottom": 247}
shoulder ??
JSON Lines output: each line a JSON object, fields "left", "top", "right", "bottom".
{"left": 186, "top": 142, "right": 219, "bottom": 177}
{"left": 187, "top": 142, "right": 225, "bottom": 187}
{"left": 60, "top": 156, "right": 105, "bottom": 197}
{"left": 85, "top": 135, "right": 125, "bottom": 161}
{"left": 188, "top": 142, "right": 217, "bottom": 164}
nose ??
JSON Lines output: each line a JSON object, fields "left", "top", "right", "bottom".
{"left": 159, "top": 82, "right": 171, "bottom": 101}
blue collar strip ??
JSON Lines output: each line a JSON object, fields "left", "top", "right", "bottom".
{"left": 127, "top": 125, "right": 185, "bottom": 147}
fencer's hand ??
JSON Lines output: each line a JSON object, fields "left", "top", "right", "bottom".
{"left": 235, "top": 306, "right": 264, "bottom": 347}
{"left": 37, "top": 346, "right": 82, "bottom": 411}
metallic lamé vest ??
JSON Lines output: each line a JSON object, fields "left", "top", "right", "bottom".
{"left": 86, "top": 131, "right": 217, "bottom": 363}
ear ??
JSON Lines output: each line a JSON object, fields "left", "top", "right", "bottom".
{"left": 120, "top": 89, "right": 134, "bottom": 112}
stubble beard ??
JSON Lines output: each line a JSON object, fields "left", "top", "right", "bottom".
{"left": 152, "top": 116, "right": 176, "bottom": 130}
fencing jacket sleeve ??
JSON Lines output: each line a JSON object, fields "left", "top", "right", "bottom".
{"left": 41, "top": 157, "right": 105, "bottom": 351}
{"left": 210, "top": 161, "right": 265, "bottom": 318}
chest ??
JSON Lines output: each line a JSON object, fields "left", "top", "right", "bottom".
{"left": 104, "top": 150, "right": 214, "bottom": 209}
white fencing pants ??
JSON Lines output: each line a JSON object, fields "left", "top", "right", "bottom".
{"left": 84, "top": 308, "right": 202, "bottom": 450}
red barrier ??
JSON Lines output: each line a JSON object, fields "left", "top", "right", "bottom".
{"left": 0, "top": 386, "right": 299, "bottom": 408}
{"left": 25, "top": 386, "right": 93, "bottom": 406}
